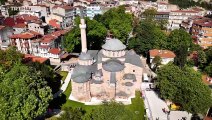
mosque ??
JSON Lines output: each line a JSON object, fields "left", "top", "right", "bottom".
{"left": 70, "top": 15, "right": 143, "bottom": 103}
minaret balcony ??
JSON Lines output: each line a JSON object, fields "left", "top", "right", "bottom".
{"left": 80, "top": 24, "right": 86, "bottom": 29}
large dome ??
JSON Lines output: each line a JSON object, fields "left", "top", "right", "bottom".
{"left": 102, "top": 38, "right": 126, "bottom": 51}
{"left": 102, "top": 59, "right": 124, "bottom": 72}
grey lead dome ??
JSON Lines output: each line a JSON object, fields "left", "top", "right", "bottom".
{"left": 79, "top": 52, "right": 92, "bottom": 60}
{"left": 102, "top": 38, "right": 126, "bottom": 51}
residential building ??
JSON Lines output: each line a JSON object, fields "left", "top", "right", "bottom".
{"left": 28, "top": 21, "right": 48, "bottom": 35}
{"left": 181, "top": 16, "right": 203, "bottom": 33}
{"left": 86, "top": 3, "right": 104, "bottom": 19}
{"left": 192, "top": 18, "right": 212, "bottom": 49}
{"left": 149, "top": 49, "right": 176, "bottom": 68}
{"left": 141, "top": 11, "right": 169, "bottom": 21}
{"left": 0, "top": 25, "right": 13, "bottom": 50}
{"left": 70, "top": 15, "right": 143, "bottom": 103}
{"left": 168, "top": 10, "right": 201, "bottom": 30}
{"left": 9, "top": 29, "right": 68, "bottom": 62}
{"left": 19, "top": 5, "right": 50, "bottom": 18}
{"left": 47, "top": 5, "right": 75, "bottom": 28}
{"left": 13, "top": 23, "right": 27, "bottom": 34}
{"left": 119, "top": 0, "right": 139, "bottom": 5}
{"left": 9, "top": 31, "right": 42, "bottom": 54}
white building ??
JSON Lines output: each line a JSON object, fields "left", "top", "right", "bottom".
{"left": 119, "top": 0, "right": 139, "bottom": 5}
{"left": 149, "top": 49, "right": 176, "bottom": 68}
{"left": 0, "top": 26, "right": 13, "bottom": 50}
{"left": 86, "top": 4, "right": 104, "bottom": 19}
{"left": 168, "top": 10, "right": 201, "bottom": 30}
{"left": 18, "top": 5, "right": 50, "bottom": 18}
{"left": 28, "top": 21, "right": 47, "bottom": 35}
{"left": 13, "top": 23, "right": 27, "bottom": 34}
{"left": 47, "top": 5, "right": 75, "bottom": 28}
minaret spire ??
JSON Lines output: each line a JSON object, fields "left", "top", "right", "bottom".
{"left": 79, "top": 9, "right": 87, "bottom": 53}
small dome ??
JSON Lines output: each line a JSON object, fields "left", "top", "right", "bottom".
{"left": 102, "top": 38, "right": 126, "bottom": 51}
{"left": 79, "top": 52, "right": 92, "bottom": 60}
{"left": 102, "top": 59, "right": 124, "bottom": 72}
{"left": 71, "top": 65, "right": 91, "bottom": 83}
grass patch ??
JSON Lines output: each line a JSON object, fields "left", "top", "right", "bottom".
{"left": 126, "top": 91, "right": 146, "bottom": 120}
{"left": 59, "top": 71, "right": 68, "bottom": 81}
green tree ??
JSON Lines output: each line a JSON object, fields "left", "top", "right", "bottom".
{"left": 157, "top": 64, "right": 212, "bottom": 114}
{"left": 174, "top": 44, "right": 188, "bottom": 68}
{"left": 205, "top": 47, "right": 212, "bottom": 64}
{"left": 0, "top": 47, "right": 23, "bottom": 70}
{"left": 152, "top": 55, "right": 162, "bottom": 71}
{"left": 58, "top": 107, "right": 85, "bottom": 120}
{"left": 197, "top": 50, "right": 207, "bottom": 66}
{"left": 167, "top": 29, "right": 192, "bottom": 51}
{"left": 205, "top": 63, "right": 212, "bottom": 77}
{"left": 0, "top": 65, "right": 53, "bottom": 120}
{"left": 8, "top": 8, "right": 19, "bottom": 16}
{"left": 0, "top": 0, "right": 7, "bottom": 5}
{"left": 63, "top": 27, "right": 81, "bottom": 52}
{"left": 90, "top": 101, "right": 133, "bottom": 120}
{"left": 128, "top": 20, "right": 167, "bottom": 56}
{"left": 142, "top": 8, "right": 157, "bottom": 21}
{"left": 27, "top": 62, "right": 60, "bottom": 93}
{"left": 64, "top": 17, "right": 107, "bottom": 52}
{"left": 95, "top": 6, "right": 133, "bottom": 43}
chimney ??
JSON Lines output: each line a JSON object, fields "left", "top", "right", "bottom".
{"left": 79, "top": 8, "right": 87, "bottom": 53}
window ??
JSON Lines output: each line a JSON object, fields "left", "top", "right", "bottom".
{"left": 133, "top": 70, "right": 135, "bottom": 72}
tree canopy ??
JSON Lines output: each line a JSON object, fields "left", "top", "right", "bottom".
{"left": 0, "top": 65, "right": 53, "bottom": 120}
{"left": 169, "top": 0, "right": 212, "bottom": 10}
{"left": 0, "top": 48, "right": 54, "bottom": 119}
{"left": 167, "top": 29, "right": 192, "bottom": 52}
{"left": 88, "top": 101, "right": 133, "bottom": 120}
{"left": 64, "top": 17, "right": 107, "bottom": 52}
{"left": 94, "top": 6, "right": 133, "bottom": 43}
{"left": 58, "top": 107, "right": 85, "bottom": 120}
{"left": 157, "top": 63, "right": 212, "bottom": 114}
{"left": 128, "top": 20, "right": 167, "bottom": 56}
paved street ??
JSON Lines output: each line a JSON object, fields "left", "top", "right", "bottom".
{"left": 145, "top": 90, "right": 169, "bottom": 120}
{"left": 142, "top": 83, "right": 192, "bottom": 120}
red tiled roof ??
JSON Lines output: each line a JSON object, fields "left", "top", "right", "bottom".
{"left": 28, "top": 30, "right": 41, "bottom": 36}
{"left": 10, "top": 33, "right": 35, "bottom": 39}
{"left": 53, "top": 5, "right": 74, "bottom": 10}
{"left": 3, "top": 17, "right": 15, "bottom": 27}
{"left": 49, "top": 48, "right": 61, "bottom": 54}
{"left": 16, "top": 14, "right": 39, "bottom": 22}
{"left": 24, "top": 54, "right": 49, "bottom": 63}
{"left": 52, "top": 31, "right": 62, "bottom": 37}
{"left": 0, "top": 25, "right": 5, "bottom": 30}
{"left": 49, "top": 19, "right": 61, "bottom": 29}
{"left": 150, "top": 49, "right": 176, "bottom": 58}
{"left": 41, "top": 34, "right": 57, "bottom": 43}
{"left": 157, "top": 12, "right": 170, "bottom": 15}
{"left": 171, "top": 10, "right": 198, "bottom": 13}
{"left": 13, "top": 23, "right": 26, "bottom": 28}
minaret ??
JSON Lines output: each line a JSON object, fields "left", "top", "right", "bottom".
{"left": 79, "top": 9, "right": 87, "bottom": 53}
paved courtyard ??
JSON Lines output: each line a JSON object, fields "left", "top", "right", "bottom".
{"left": 142, "top": 82, "right": 192, "bottom": 120}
